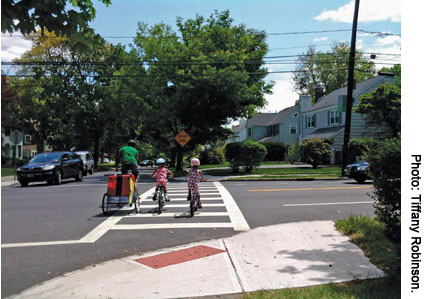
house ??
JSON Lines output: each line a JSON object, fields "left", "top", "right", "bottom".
{"left": 236, "top": 74, "right": 395, "bottom": 164}
{"left": 229, "top": 119, "right": 247, "bottom": 143}
{"left": 299, "top": 74, "right": 395, "bottom": 164}
{"left": 1, "top": 125, "right": 24, "bottom": 161}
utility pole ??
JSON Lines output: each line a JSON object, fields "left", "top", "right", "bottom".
{"left": 341, "top": 0, "right": 360, "bottom": 176}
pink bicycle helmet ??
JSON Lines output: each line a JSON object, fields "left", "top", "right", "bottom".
{"left": 190, "top": 158, "right": 200, "bottom": 166}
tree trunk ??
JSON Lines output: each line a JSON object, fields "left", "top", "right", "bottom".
{"left": 170, "top": 146, "right": 177, "bottom": 168}
{"left": 93, "top": 138, "right": 100, "bottom": 168}
{"left": 176, "top": 145, "right": 183, "bottom": 171}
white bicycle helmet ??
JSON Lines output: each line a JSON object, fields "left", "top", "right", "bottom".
{"left": 190, "top": 158, "right": 200, "bottom": 166}
{"left": 156, "top": 158, "right": 166, "bottom": 164}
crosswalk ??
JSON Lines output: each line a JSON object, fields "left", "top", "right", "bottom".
{"left": 110, "top": 182, "right": 250, "bottom": 232}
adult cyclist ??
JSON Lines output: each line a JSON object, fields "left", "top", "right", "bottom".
{"left": 115, "top": 139, "right": 140, "bottom": 182}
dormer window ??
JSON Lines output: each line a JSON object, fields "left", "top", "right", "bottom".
{"left": 328, "top": 110, "right": 341, "bottom": 125}
{"left": 293, "top": 112, "right": 298, "bottom": 118}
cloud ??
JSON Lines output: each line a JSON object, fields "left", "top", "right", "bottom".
{"left": 313, "top": 37, "right": 328, "bottom": 42}
{"left": 1, "top": 33, "right": 32, "bottom": 62}
{"left": 315, "top": 0, "right": 401, "bottom": 23}
{"left": 261, "top": 73, "right": 299, "bottom": 113}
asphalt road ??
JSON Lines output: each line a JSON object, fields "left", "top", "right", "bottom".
{"left": 1, "top": 168, "right": 374, "bottom": 298}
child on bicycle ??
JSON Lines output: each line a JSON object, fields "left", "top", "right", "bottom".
{"left": 152, "top": 158, "right": 173, "bottom": 202}
{"left": 185, "top": 158, "right": 207, "bottom": 208}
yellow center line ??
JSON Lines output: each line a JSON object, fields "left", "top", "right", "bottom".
{"left": 248, "top": 186, "right": 372, "bottom": 192}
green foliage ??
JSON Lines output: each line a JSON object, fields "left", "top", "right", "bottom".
{"left": 356, "top": 83, "right": 401, "bottom": 138}
{"left": 292, "top": 42, "right": 375, "bottom": 98}
{"left": 366, "top": 137, "right": 401, "bottom": 241}
{"left": 132, "top": 10, "right": 272, "bottom": 149}
{"left": 2, "top": 0, "right": 111, "bottom": 38}
{"left": 286, "top": 142, "right": 300, "bottom": 164}
{"left": 299, "top": 138, "right": 331, "bottom": 169}
{"left": 349, "top": 137, "right": 379, "bottom": 161}
{"left": 199, "top": 146, "right": 225, "bottom": 165}
{"left": 261, "top": 141, "right": 286, "bottom": 161}
{"left": 225, "top": 140, "right": 266, "bottom": 173}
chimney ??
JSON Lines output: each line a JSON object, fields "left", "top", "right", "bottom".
{"left": 299, "top": 95, "right": 311, "bottom": 112}
{"left": 314, "top": 84, "right": 325, "bottom": 102}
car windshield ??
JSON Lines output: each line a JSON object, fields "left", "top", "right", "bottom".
{"left": 30, "top": 153, "right": 62, "bottom": 163}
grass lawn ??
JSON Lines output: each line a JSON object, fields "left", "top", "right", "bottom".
{"left": 1, "top": 168, "right": 16, "bottom": 177}
{"left": 243, "top": 215, "right": 400, "bottom": 299}
{"left": 204, "top": 166, "right": 341, "bottom": 177}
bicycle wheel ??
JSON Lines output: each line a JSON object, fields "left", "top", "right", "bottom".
{"left": 134, "top": 187, "right": 140, "bottom": 213}
{"left": 102, "top": 193, "right": 109, "bottom": 215}
{"left": 158, "top": 190, "right": 163, "bottom": 214}
{"left": 190, "top": 193, "right": 197, "bottom": 217}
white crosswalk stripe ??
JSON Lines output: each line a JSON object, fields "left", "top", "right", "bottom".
{"left": 119, "top": 182, "right": 250, "bottom": 231}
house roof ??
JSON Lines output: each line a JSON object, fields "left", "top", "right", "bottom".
{"left": 269, "top": 105, "right": 299, "bottom": 125}
{"left": 231, "top": 119, "right": 247, "bottom": 134}
{"left": 304, "top": 76, "right": 388, "bottom": 112}
{"left": 304, "top": 125, "right": 345, "bottom": 140}
{"left": 251, "top": 113, "right": 276, "bottom": 126}
{"left": 251, "top": 105, "right": 299, "bottom": 127}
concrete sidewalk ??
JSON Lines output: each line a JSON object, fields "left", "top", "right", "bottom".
{"left": 8, "top": 221, "right": 384, "bottom": 299}
{"left": 1, "top": 175, "right": 18, "bottom": 187}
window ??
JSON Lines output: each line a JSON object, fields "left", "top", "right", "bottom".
{"left": 293, "top": 112, "right": 298, "bottom": 118}
{"left": 306, "top": 114, "right": 316, "bottom": 128}
{"left": 247, "top": 128, "right": 252, "bottom": 137}
{"left": 25, "top": 135, "right": 32, "bottom": 143}
{"left": 290, "top": 123, "right": 297, "bottom": 134}
{"left": 17, "top": 145, "right": 22, "bottom": 158}
{"left": 268, "top": 124, "right": 279, "bottom": 136}
{"left": 328, "top": 110, "right": 341, "bottom": 125}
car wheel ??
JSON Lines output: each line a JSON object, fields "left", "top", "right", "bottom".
{"left": 83, "top": 168, "right": 88, "bottom": 176}
{"left": 355, "top": 176, "right": 366, "bottom": 183}
{"left": 75, "top": 169, "right": 83, "bottom": 181}
{"left": 19, "top": 180, "right": 28, "bottom": 187}
{"left": 54, "top": 170, "right": 62, "bottom": 185}
{"left": 89, "top": 166, "right": 94, "bottom": 175}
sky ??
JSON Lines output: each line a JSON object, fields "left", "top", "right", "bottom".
{"left": 1, "top": 0, "right": 402, "bottom": 113}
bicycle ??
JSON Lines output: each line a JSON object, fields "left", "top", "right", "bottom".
{"left": 157, "top": 184, "right": 166, "bottom": 214}
{"left": 189, "top": 189, "right": 199, "bottom": 217}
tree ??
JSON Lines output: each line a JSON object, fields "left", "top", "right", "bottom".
{"left": 292, "top": 42, "right": 375, "bottom": 99}
{"left": 356, "top": 83, "right": 401, "bottom": 138}
{"left": 2, "top": 0, "right": 111, "bottom": 38}
{"left": 299, "top": 138, "right": 331, "bottom": 168}
{"left": 129, "top": 10, "right": 273, "bottom": 169}
{"left": 366, "top": 137, "right": 401, "bottom": 241}
{"left": 13, "top": 31, "right": 136, "bottom": 166}
{"left": 286, "top": 142, "right": 300, "bottom": 164}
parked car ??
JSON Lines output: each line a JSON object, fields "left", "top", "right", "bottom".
{"left": 17, "top": 152, "right": 84, "bottom": 187}
{"left": 140, "top": 159, "right": 154, "bottom": 167}
{"left": 75, "top": 151, "right": 95, "bottom": 175}
{"left": 344, "top": 162, "right": 370, "bottom": 183}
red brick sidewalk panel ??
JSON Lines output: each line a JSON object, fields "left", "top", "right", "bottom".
{"left": 135, "top": 245, "right": 226, "bottom": 269}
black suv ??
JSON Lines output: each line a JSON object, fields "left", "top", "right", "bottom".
{"left": 17, "top": 152, "right": 84, "bottom": 187}
{"left": 344, "top": 162, "right": 370, "bottom": 183}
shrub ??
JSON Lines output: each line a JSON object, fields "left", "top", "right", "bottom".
{"left": 199, "top": 146, "right": 225, "bottom": 165}
{"left": 299, "top": 138, "right": 331, "bottom": 168}
{"left": 366, "top": 137, "right": 401, "bottom": 241}
{"left": 286, "top": 142, "right": 300, "bottom": 164}
{"left": 225, "top": 140, "right": 266, "bottom": 173}
{"left": 261, "top": 141, "right": 287, "bottom": 161}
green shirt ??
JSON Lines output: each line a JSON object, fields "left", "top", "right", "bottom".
{"left": 119, "top": 146, "right": 138, "bottom": 164}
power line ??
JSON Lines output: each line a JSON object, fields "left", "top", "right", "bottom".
{"left": 1, "top": 29, "right": 400, "bottom": 39}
